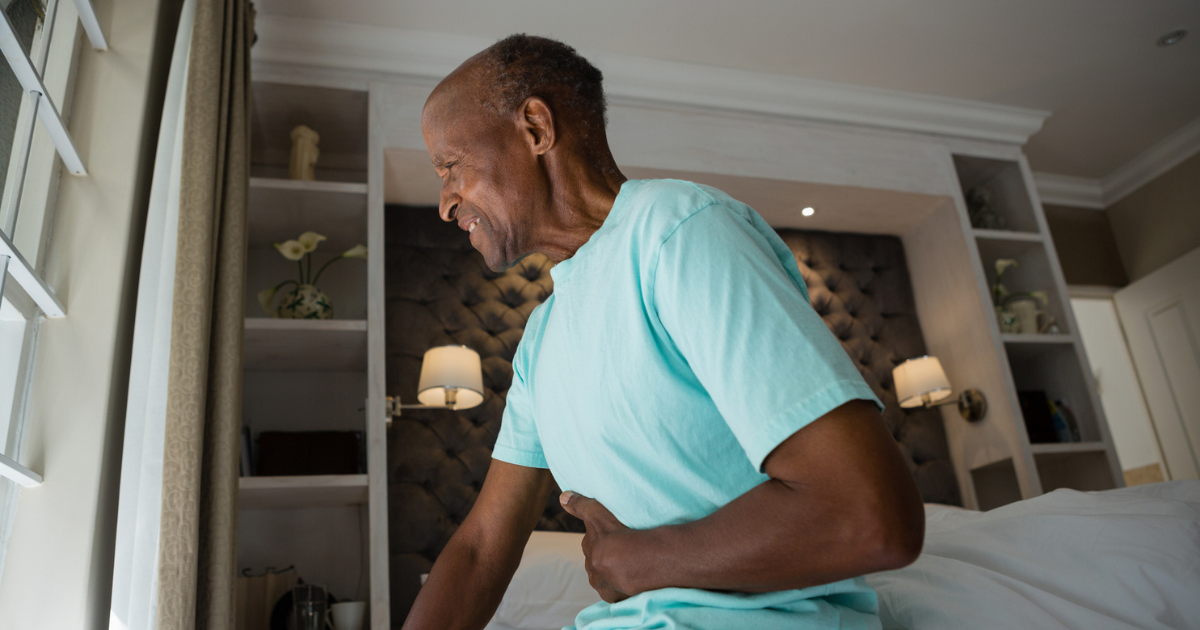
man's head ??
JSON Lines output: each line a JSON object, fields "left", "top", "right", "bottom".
{"left": 422, "top": 35, "right": 618, "bottom": 271}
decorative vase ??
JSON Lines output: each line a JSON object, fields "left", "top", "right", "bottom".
{"left": 276, "top": 284, "right": 333, "bottom": 319}
{"left": 995, "top": 306, "right": 1020, "bottom": 333}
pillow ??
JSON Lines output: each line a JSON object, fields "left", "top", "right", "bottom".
{"left": 488, "top": 531, "right": 596, "bottom": 630}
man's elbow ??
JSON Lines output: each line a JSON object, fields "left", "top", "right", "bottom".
{"left": 858, "top": 501, "right": 925, "bottom": 572}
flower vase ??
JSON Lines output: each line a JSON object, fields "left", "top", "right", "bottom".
{"left": 277, "top": 284, "right": 333, "bottom": 320}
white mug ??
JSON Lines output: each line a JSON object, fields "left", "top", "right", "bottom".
{"left": 330, "top": 602, "right": 366, "bottom": 630}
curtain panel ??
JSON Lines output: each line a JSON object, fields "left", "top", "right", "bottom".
{"left": 156, "top": 0, "right": 252, "bottom": 628}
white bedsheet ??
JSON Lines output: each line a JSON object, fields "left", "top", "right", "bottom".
{"left": 865, "top": 481, "right": 1200, "bottom": 630}
{"left": 482, "top": 482, "right": 1200, "bottom": 630}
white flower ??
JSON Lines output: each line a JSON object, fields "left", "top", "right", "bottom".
{"left": 342, "top": 244, "right": 367, "bottom": 259}
{"left": 275, "top": 240, "right": 306, "bottom": 261}
{"left": 298, "top": 231, "right": 326, "bottom": 253}
{"left": 257, "top": 286, "right": 279, "bottom": 315}
{"left": 994, "top": 258, "right": 1018, "bottom": 279}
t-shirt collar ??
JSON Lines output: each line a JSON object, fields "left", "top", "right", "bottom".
{"left": 549, "top": 180, "right": 638, "bottom": 284}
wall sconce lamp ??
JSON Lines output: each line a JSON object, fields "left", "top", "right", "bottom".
{"left": 892, "top": 355, "right": 987, "bottom": 422}
{"left": 386, "top": 345, "right": 484, "bottom": 420}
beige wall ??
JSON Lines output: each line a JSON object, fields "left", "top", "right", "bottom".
{"left": 1106, "top": 152, "right": 1200, "bottom": 282}
{"left": 1043, "top": 203, "right": 1128, "bottom": 287}
{"left": 0, "top": 0, "right": 178, "bottom": 628}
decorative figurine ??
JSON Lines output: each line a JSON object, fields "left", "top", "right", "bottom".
{"left": 289, "top": 124, "right": 320, "bottom": 181}
{"left": 967, "top": 187, "right": 1007, "bottom": 230}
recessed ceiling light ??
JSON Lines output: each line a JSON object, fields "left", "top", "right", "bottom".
{"left": 801, "top": 207, "right": 815, "bottom": 217}
{"left": 1157, "top": 29, "right": 1188, "bottom": 47}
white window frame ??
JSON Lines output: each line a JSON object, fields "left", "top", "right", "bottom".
{"left": 0, "top": 0, "right": 106, "bottom": 488}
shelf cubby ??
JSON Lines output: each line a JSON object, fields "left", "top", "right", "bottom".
{"left": 250, "top": 82, "right": 369, "bottom": 183}
{"left": 1034, "top": 450, "right": 1116, "bottom": 493}
{"left": 975, "top": 236, "right": 1071, "bottom": 336}
{"left": 249, "top": 177, "right": 367, "bottom": 249}
{"left": 1006, "top": 342, "right": 1101, "bottom": 444}
{"left": 953, "top": 155, "right": 1039, "bottom": 233}
{"left": 243, "top": 318, "right": 368, "bottom": 372}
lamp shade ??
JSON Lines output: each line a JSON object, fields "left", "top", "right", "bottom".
{"left": 893, "top": 355, "right": 952, "bottom": 408}
{"left": 417, "top": 345, "right": 484, "bottom": 410}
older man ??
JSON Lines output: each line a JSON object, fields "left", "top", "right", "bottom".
{"left": 405, "top": 35, "right": 924, "bottom": 630}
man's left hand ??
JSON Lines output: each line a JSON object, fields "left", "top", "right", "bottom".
{"left": 560, "top": 491, "right": 637, "bottom": 603}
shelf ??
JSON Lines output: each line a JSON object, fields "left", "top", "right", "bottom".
{"left": 973, "top": 228, "right": 1043, "bottom": 242}
{"left": 239, "top": 474, "right": 368, "bottom": 509}
{"left": 250, "top": 82, "right": 368, "bottom": 183}
{"left": 1002, "top": 333, "right": 1074, "bottom": 345}
{"left": 1030, "top": 441, "right": 1108, "bottom": 455}
{"left": 243, "top": 318, "right": 367, "bottom": 372}
{"left": 952, "top": 155, "right": 1039, "bottom": 232}
{"left": 248, "top": 177, "right": 368, "bottom": 249}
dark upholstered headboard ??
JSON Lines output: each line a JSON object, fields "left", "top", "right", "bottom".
{"left": 384, "top": 204, "right": 960, "bottom": 624}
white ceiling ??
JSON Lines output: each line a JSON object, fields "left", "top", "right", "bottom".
{"left": 258, "top": 0, "right": 1200, "bottom": 179}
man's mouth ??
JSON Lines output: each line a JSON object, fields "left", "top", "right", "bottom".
{"left": 460, "top": 217, "right": 480, "bottom": 233}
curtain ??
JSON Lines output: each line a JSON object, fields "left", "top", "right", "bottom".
{"left": 156, "top": 0, "right": 252, "bottom": 627}
{"left": 109, "top": 0, "right": 197, "bottom": 627}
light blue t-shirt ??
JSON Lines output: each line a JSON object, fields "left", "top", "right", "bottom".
{"left": 493, "top": 179, "right": 883, "bottom": 630}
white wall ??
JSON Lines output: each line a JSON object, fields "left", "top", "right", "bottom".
{"left": 0, "top": 0, "right": 178, "bottom": 627}
{"left": 1071, "top": 297, "right": 1163, "bottom": 474}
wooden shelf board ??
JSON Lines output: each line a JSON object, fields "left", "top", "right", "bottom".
{"left": 239, "top": 474, "right": 368, "bottom": 509}
{"left": 973, "top": 228, "right": 1043, "bottom": 242}
{"left": 244, "top": 318, "right": 367, "bottom": 372}
{"left": 251, "top": 177, "right": 368, "bottom": 195}
{"left": 248, "top": 178, "right": 368, "bottom": 249}
{"left": 1002, "top": 333, "right": 1075, "bottom": 345}
{"left": 1030, "top": 442, "right": 1108, "bottom": 455}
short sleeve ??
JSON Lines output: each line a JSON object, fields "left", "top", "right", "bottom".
{"left": 492, "top": 320, "right": 550, "bottom": 469}
{"left": 652, "top": 204, "right": 881, "bottom": 471}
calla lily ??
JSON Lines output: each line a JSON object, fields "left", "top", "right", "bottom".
{"left": 994, "top": 258, "right": 1018, "bottom": 279}
{"left": 298, "top": 231, "right": 326, "bottom": 252}
{"left": 275, "top": 240, "right": 306, "bottom": 261}
{"left": 257, "top": 286, "right": 278, "bottom": 314}
{"left": 342, "top": 244, "right": 367, "bottom": 259}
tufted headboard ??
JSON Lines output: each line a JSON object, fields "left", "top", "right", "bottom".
{"left": 385, "top": 204, "right": 960, "bottom": 625}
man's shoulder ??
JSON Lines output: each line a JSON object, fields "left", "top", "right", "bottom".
{"left": 623, "top": 179, "right": 744, "bottom": 241}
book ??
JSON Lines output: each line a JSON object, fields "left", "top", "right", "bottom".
{"left": 1017, "top": 391, "right": 1057, "bottom": 444}
{"left": 240, "top": 425, "right": 254, "bottom": 477}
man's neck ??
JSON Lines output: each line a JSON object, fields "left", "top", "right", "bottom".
{"left": 536, "top": 159, "right": 627, "bottom": 263}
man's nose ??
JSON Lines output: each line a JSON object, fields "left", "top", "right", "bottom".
{"left": 439, "top": 192, "right": 461, "bottom": 222}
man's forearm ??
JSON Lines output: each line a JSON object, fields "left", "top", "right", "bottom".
{"left": 402, "top": 532, "right": 519, "bottom": 630}
{"left": 590, "top": 401, "right": 925, "bottom": 596}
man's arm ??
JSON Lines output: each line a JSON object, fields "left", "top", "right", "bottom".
{"left": 402, "top": 460, "right": 556, "bottom": 630}
{"left": 561, "top": 399, "right": 925, "bottom": 600}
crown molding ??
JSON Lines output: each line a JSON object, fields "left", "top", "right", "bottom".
{"left": 1102, "top": 114, "right": 1200, "bottom": 205}
{"left": 253, "top": 15, "right": 1050, "bottom": 145}
{"left": 1033, "top": 114, "right": 1200, "bottom": 210}
{"left": 1032, "top": 173, "right": 1105, "bottom": 209}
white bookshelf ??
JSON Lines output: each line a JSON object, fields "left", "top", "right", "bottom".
{"left": 238, "top": 78, "right": 388, "bottom": 626}
{"left": 952, "top": 153, "right": 1121, "bottom": 505}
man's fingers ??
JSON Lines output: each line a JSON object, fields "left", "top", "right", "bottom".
{"left": 559, "top": 490, "right": 588, "bottom": 518}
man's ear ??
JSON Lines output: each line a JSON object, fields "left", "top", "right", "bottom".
{"left": 519, "top": 96, "right": 555, "bottom": 156}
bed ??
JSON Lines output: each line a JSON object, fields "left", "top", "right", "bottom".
{"left": 481, "top": 481, "right": 1200, "bottom": 630}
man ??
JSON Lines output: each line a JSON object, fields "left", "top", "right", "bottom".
{"left": 406, "top": 34, "right": 924, "bottom": 630}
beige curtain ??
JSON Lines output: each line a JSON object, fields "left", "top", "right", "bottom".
{"left": 156, "top": 0, "right": 252, "bottom": 628}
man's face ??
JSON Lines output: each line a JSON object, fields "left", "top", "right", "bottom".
{"left": 422, "top": 86, "right": 543, "bottom": 271}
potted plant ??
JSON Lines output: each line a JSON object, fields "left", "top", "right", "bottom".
{"left": 257, "top": 231, "right": 366, "bottom": 319}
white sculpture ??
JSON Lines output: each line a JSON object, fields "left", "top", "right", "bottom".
{"left": 289, "top": 124, "right": 320, "bottom": 181}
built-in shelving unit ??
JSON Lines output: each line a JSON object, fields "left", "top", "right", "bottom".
{"left": 238, "top": 79, "right": 388, "bottom": 627}
{"left": 951, "top": 153, "right": 1121, "bottom": 508}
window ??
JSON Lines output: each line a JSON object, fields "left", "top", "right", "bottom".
{"left": 0, "top": 0, "right": 106, "bottom": 578}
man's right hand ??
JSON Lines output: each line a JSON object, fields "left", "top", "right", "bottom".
{"left": 401, "top": 460, "right": 555, "bottom": 630}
